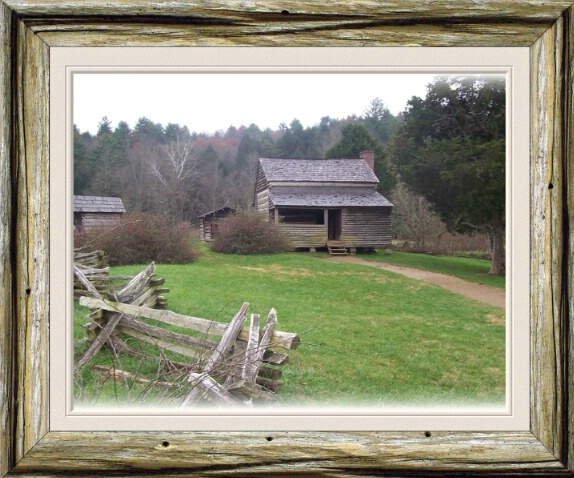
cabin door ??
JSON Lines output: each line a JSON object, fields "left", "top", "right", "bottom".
{"left": 328, "top": 209, "right": 342, "bottom": 241}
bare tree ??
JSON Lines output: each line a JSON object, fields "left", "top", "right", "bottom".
{"left": 147, "top": 135, "right": 200, "bottom": 220}
{"left": 196, "top": 157, "right": 226, "bottom": 218}
{"left": 229, "top": 152, "right": 259, "bottom": 211}
{"left": 392, "top": 182, "right": 447, "bottom": 251}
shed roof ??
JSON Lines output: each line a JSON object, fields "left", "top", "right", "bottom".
{"left": 270, "top": 187, "right": 393, "bottom": 208}
{"left": 73, "top": 195, "right": 126, "bottom": 213}
{"left": 259, "top": 158, "right": 379, "bottom": 183}
{"left": 198, "top": 206, "right": 235, "bottom": 218}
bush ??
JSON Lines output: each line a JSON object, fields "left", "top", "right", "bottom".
{"left": 74, "top": 213, "right": 200, "bottom": 265}
{"left": 211, "top": 212, "right": 292, "bottom": 255}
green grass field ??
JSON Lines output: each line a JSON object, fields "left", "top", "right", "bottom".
{"left": 74, "top": 249, "right": 506, "bottom": 408}
{"left": 358, "top": 251, "right": 506, "bottom": 289}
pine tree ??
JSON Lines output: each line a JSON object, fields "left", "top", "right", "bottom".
{"left": 326, "top": 123, "right": 396, "bottom": 196}
{"left": 390, "top": 75, "right": 506, "bottom": 274}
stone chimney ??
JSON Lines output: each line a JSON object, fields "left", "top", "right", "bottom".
{"left": 360, "top": 150, "right": 375, "bottom": 171}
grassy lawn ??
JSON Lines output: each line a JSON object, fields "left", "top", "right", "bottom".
{"left": 74, "top": 248, "right": 505, "bottom": 408}
{"left": 355, "top": 251, "right": 506, "bottom": 289}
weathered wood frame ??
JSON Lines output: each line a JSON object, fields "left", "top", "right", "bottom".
{"left": 0, "top": 0, "right": 573, "bottom": 476}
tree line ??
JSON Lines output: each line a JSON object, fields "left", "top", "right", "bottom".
{"left": 74, "top": 99, "right": 400, "bottom": 220}
{"left": 75, "top": 75, "right": 506, "bottom": 273}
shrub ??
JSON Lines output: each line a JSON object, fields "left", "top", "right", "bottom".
{"left": 74, "top": 213, "right": 200, "bottom": 265}
{"left": 211, "top": 212, "right": 292, "bottom": 255}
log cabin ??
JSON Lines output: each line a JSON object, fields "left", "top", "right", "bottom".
{"left": 253, "top": 150, "right": 393, "bottom": 254}
{"left": 198, "top": 206, "right": 235, "bottom": 242}
{"left": 73, "top": 195, "right": 126, "bottom": 234}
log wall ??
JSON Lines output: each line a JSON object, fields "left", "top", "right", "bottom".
{"left": 341, "top": 207, "right": 392, "bottom": 248}
{"left": 200, "top": 213, "right": 229, "bottom": 241}
{"left": 277, "top": 207, "right": 392, "bottom": 248}
{"left": 253, "top": 163, "right": 269, "bottom": 208}
{"left": 277, "top": 223, "right": 327, "bottom": 248}
{"left": 256, "top": 189, "right": 270, "bottom": 217}
{"left": 79, "top": 212, "right": 122, "bottom": 234}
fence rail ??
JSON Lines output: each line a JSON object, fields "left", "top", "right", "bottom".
{"left": 75, "top": 257, "right": 299, "bottom": 407}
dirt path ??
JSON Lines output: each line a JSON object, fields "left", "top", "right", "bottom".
{"left": 331, "top": 256, "right": 505, "bottom": 309}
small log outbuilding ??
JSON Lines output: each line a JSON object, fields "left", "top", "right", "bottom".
{"left": 198, "top": 207, "right": 235, "bottom": 242}
{"left": 253, "top": 151, "right": 393, "bottom": 251}
{"left": 74, "top": 195, "right": 126, "bottom": 234}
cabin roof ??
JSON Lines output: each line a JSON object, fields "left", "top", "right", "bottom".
{"left": 259, "top": 158, "right": 379, "bottom": 183}
{"left": 73, "top": 195, "right": 126, "bottom": 213}
{"left": 198, "top": 206, "right": 235, "bottom": 218}
{"left": 269, "top": 187, "right": 393, "bottom": 208}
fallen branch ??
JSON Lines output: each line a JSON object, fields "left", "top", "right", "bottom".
{"left": 93, "top": 365, "right": 177, "bottom": 388}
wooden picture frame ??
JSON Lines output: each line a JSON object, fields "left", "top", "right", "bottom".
{"left": 0, "top": 1, "right": 572, "bottom": 476}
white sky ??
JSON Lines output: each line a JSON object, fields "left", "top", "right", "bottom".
{"left": 73, "top": 73, "right": 440, "bottom": 135}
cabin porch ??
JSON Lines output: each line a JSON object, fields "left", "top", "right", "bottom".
{"left": 272, "top": 205, "right": 392, "bottom": 251}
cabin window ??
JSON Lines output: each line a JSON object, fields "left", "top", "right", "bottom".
{"left": 279, "top": 209, "right": 324, "bottom": 225}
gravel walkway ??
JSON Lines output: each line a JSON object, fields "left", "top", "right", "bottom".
{"left": 331, "top": 256, "right": 505, "bottom": 309}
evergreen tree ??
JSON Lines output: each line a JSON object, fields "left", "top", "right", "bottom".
{"left": 165, "top": 123, "right": 191, "bottom": 143}
{"left": 112, "top": 121, "right": 131, "bottom": 162}
{"left": 275, "top": 119, "right": 320, "bottom": 158}
{"left": 390, "top": 75, "right": 506, "bottom": 274}
{"left": 96, "top": 116, "right": 113, "bottom": 136}
{"left": 134, "top": 117, "right": 165, "bottom": 145}
{"left": 73, "top": 125, "right": 92, "bottom": 194}
{"left": 90, "top": 118, "right": 121, "bottom": 196}
{"left": 363, "top": 98, "right": 401, "bottom": 144}
{"left": 236, "top": 124, "right": 277, "bottom": 168}
{"left": 326, "top": 123, "right": 396, "bottom": 196}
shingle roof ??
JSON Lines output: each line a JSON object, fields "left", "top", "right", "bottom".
{"left": 259, "top": 158, "right": 379, "bottom": 183}
{"left": 198, "top": 206, "right": 235, "bottom": 218}
{"left": 73, "top": 195, "right": 126, "bottom": 213}
{"left": 269, "top": 187, "right": 393, "bottom": 208}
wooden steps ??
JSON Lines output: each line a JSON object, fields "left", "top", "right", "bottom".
{"left": 327, "top": 241, "right": 349, "bottom": 256}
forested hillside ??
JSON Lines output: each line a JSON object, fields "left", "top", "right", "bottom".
{"left": 73, "top": 98, "right": 400, "bottom": 222}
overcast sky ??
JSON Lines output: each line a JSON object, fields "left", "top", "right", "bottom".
{"left": 73, "top": 73, "right": 443, "bottom": 135}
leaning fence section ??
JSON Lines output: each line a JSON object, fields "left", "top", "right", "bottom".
{"left": 75, "top": 259, "right": 299, "bottom": 407}
{"left": 74, "top": 249, "right": 107, "bottom": 268}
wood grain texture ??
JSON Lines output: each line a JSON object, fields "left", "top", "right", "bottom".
{"left": 13, "top": 18, "right": 49, "bottom": 463}
{"left": 0, "top": 0, "right": 573, "bottom": 476}
{"left": 27, "top": 23, "right": 562, "bottom": 48}
{"left": 341, "top": 207, "right": 392, "bottom": 247}
{"left": 563, "top": 6, "right": 574, "bottom": 470}
{"left": 530, "top": 10, "right": 573, "bottom": 462}
{"left": 11, "top": 431, "right": 569, "bottom": 476}
{"left": 1, "top": 0, "right": 570, "bottom": 47}
{"left": 0, "top": 4, "right": 14, "bottom": 477}
{"left": 3, "top": 0, "right": 570, "bottom": 18}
